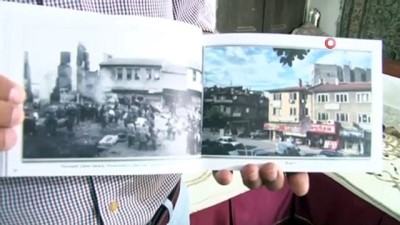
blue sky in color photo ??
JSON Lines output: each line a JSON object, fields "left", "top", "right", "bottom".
{"left": 203, "top": 45, "right": 372, "bottom": 91}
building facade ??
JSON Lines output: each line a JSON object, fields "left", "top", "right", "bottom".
{"left": 313, "top": 63, "right": 371, "bottom": 85}
{"left": 97, "top": 57, "right": 202, "bottom": 105}
{"left": 203, "top": 86, "right": 268, "bottom": 134}
{"left": 309, "top": 82, "right": 372, "bottom": 153}
{"left": 263, "top": 79, "right": 312, "bottom": 142}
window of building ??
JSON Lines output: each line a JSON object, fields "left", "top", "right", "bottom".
{"left": 126, "top": 68, "right": 132, "bottom": 80}
{"left": 290, "top": 107, "right": 297, "bottom": 116}
{"left": 273, "top": 108, "right": 281, "bottom": 116}
{"left": 335, "top": 93, "right": 349, "bottom": 103}
{"left": 147, "top": 69, "right": 152, "bottom": 80}
{"left": 317, "top": 112, "right": 329, "bottom": 120}
{"left": 290, "top": 92, "right": 297, "bottom": 100}
{"left": 316, "top": 94, "right": 329, "bottom": 103}
{"left": 245, "top": 108, "right": 250, "bottom": 113}
{"left": 358, "top": 113, "right": 371, "bottom": 124}
{"left": 336, "top": 113, "right": 348, "bottom": 122}
{"left": 154, "top": 70, "right": 160, "bottom": 80}
{"left": 301, "top": 108, "right": 309, "bottom": 116}
{"left": 356, "top": 92, "right": 371, "bottom": 103}
{"left": 134, "top": 69, "right": 140, "bottom": 80}
{"left": 117, "top": 68, "right": 123, "bottom": 80}
{"left": 273, "top": 93, "right": 281, "bottom": 100}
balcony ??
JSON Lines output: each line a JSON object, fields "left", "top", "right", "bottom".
{"left": 324, "top": 103, "right": 340, "bottom": 110}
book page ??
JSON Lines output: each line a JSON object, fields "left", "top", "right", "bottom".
{"left": 201, "top": 33, "right": 383, "bottom": 172}
{"left": 0, "top": 2, "right": 204, "bottom": 176}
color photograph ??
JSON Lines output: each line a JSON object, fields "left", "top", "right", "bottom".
{"left": 202, "top": 45, "right": 373, "bottom": 158}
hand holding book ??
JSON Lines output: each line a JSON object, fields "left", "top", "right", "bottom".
{"left": 0, "top": 75, "right": 25, "bottom": 151}
{"left": 0, "top": 75, "right": 310, "bottom": 195}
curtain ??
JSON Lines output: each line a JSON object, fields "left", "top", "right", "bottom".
{"left": 336, "top": 0, "right": 400, "bottom": 61}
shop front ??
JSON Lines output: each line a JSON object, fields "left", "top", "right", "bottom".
{"left": 307, "top": 122, "right": 340, "bottom": 150}
{"left": 263, "top": 123, "right": 308, "bottom": 143}
{"left": 263, "top": 123, "right": 284, "bottom": 141}
{"left": 340, "top": 127, "right": 369, "bottom": 155}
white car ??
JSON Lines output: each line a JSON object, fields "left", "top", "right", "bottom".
{"left": 217, "top": 136, "right": 243, "bottom": 148}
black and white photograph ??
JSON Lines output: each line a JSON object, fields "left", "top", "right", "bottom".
{"left": 202, "top": 43, "right": 375, "bottom": 159}
{"left": 20, "top": 25, "right": 203, "bottom": 160}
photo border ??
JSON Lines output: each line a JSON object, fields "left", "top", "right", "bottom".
{"left": 201, "top": 33, "right": 383, "bottom": 173}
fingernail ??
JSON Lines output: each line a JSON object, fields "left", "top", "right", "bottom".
{"left": 4, "top": 129, "right": 17, "bottom": 150}
{"left": 266, "top": 170, "right": 278, "bottom": 181}
{"left": 11, "top": 107, "right": 22, "bottom": 126}
{"left": 8, "top": 88, "right": 21, "bottom": 103}
{"left": 249, "top": 171, "right": 258, "bottom": 181}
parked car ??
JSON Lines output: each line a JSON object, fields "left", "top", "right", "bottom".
{"left": 250, "top": 130, "right": 269, "bottom": 139}
{"left": 276, "top": 142, "right": 301, "bottom": 156}
{"left": 319, "top": 150, "right": 344, "bottom": 157}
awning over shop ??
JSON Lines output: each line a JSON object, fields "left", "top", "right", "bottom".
{"left": 340, "top": 125, "right": 364, "bottom": 138}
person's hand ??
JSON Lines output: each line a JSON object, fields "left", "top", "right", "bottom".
{"left": 213, "top": 163, "right": 309, "bottom": 196}
{"left": 0, "top": 75, "right": 25, "bottom": 151}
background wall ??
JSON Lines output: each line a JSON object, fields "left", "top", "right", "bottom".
{"left": 307, "top": 0, "right": 341, "bottom": 36}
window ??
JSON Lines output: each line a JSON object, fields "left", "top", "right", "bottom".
{"left": 301, "top": 108, "right": 309, "bottom": 116}
{"left": 356, "top": 92, "right": 371, "bottom": 103}
{"left": 289, "top": 92, "right": 297, "bottom": 100}
{"left": 147, "top": 69, "right": 152, "bottom": 80}
{"left": 126, "top": 68, "right": 132, "bottom": 80}
{"left": 335, "top": 93, "right": 348, "bottom": 103}
{"left": 245, "top": 108, "right": 250, "bottom": 113}
{"left": 317, "top": 112, "right": 329, "bottom": 120}
{"left": 316, "top": 94, "right": 329, "bottom": 103}
{"left": 336, "top": 113, "right": 348, "bottom": 122}
{"left": 273, "top": 108, "right": 281, "bottom": 116}
{"left": 154, "top": 70, "right": 160, "bottom": 80}
{"left": 290, "top": 107, "right": 297, "bottom": 116}
{"left": 358, "top": 113, "right": 371, "bottom": 124}
{"left": 117, "top": 68, "right": 123, "bottom": 80}
{"left": 273, "top": 93, "right": 281, "bottom": 100}
{"left": 134, "top": 69, "right": 140, "bottom": 80}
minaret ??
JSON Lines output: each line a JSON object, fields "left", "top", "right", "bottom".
{"left": 76, "top": 43, "right": 89, "bottom": 93}
{"left": 23, "top": 52, "right": 33, "bottom": 102}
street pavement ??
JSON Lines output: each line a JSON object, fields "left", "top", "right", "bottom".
{"left": 98, "top": 130, "right": 192, "bottom": 158}
{"left": 203, "top": 132, "right": 322, "bottom": 156}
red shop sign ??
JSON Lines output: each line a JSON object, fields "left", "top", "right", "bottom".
{"left": 308, "top": 124, "right": 336, "bottom": 134}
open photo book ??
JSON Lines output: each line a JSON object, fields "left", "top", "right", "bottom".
{"left": 0, "top": 2, "right": 383, "bottom": 176}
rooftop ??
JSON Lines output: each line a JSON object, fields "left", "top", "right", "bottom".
{"left": 310, "top": 82, "right": 371, "bottom": 92}
{"left": 267, "top": 86, "right": 309, "bottom": 93}
{"left": 99, "top": 58, "right": 202, "bottom": 70}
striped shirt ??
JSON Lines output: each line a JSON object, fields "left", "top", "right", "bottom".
{"left": 0, "top": 1, "right": 215, "bottom": 225}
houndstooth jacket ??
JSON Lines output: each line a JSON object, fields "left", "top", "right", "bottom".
{"left": 0, "top": 0, "right": 215, "bottom": 224}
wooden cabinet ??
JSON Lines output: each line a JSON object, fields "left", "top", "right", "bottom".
{"left": 216, "top": 0, "right": 307, "bottom": 34}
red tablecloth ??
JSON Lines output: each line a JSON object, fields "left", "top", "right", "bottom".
{"left": 190, "top": 174, "right": 400, "bottom": 225}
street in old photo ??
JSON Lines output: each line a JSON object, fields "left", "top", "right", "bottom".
{"left": 22, "top": 43, "right": 202, "bottom": 159}
{"left": 202, "top": 45, "right": 372, "bottom": 158}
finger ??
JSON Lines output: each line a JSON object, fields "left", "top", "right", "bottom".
{"left": 287, "top": 172, "right": 309, "bottom": 196}
{"left": 0, "top": 128, "right": 17, "bottom": 151}
{"left": 212, "top": 170, "right": 233, "bottom": 185}
{"left": 0, "top": 75, "right": 26, "bottom": 103}
{"left": 0, "top": 101, "right": 24, "bottom": 128}
{"left": 240, "top": 164, "right": 263, "bottom": 189}
{"left": 259, "top": 163, "right": 285, "bottom": 191}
